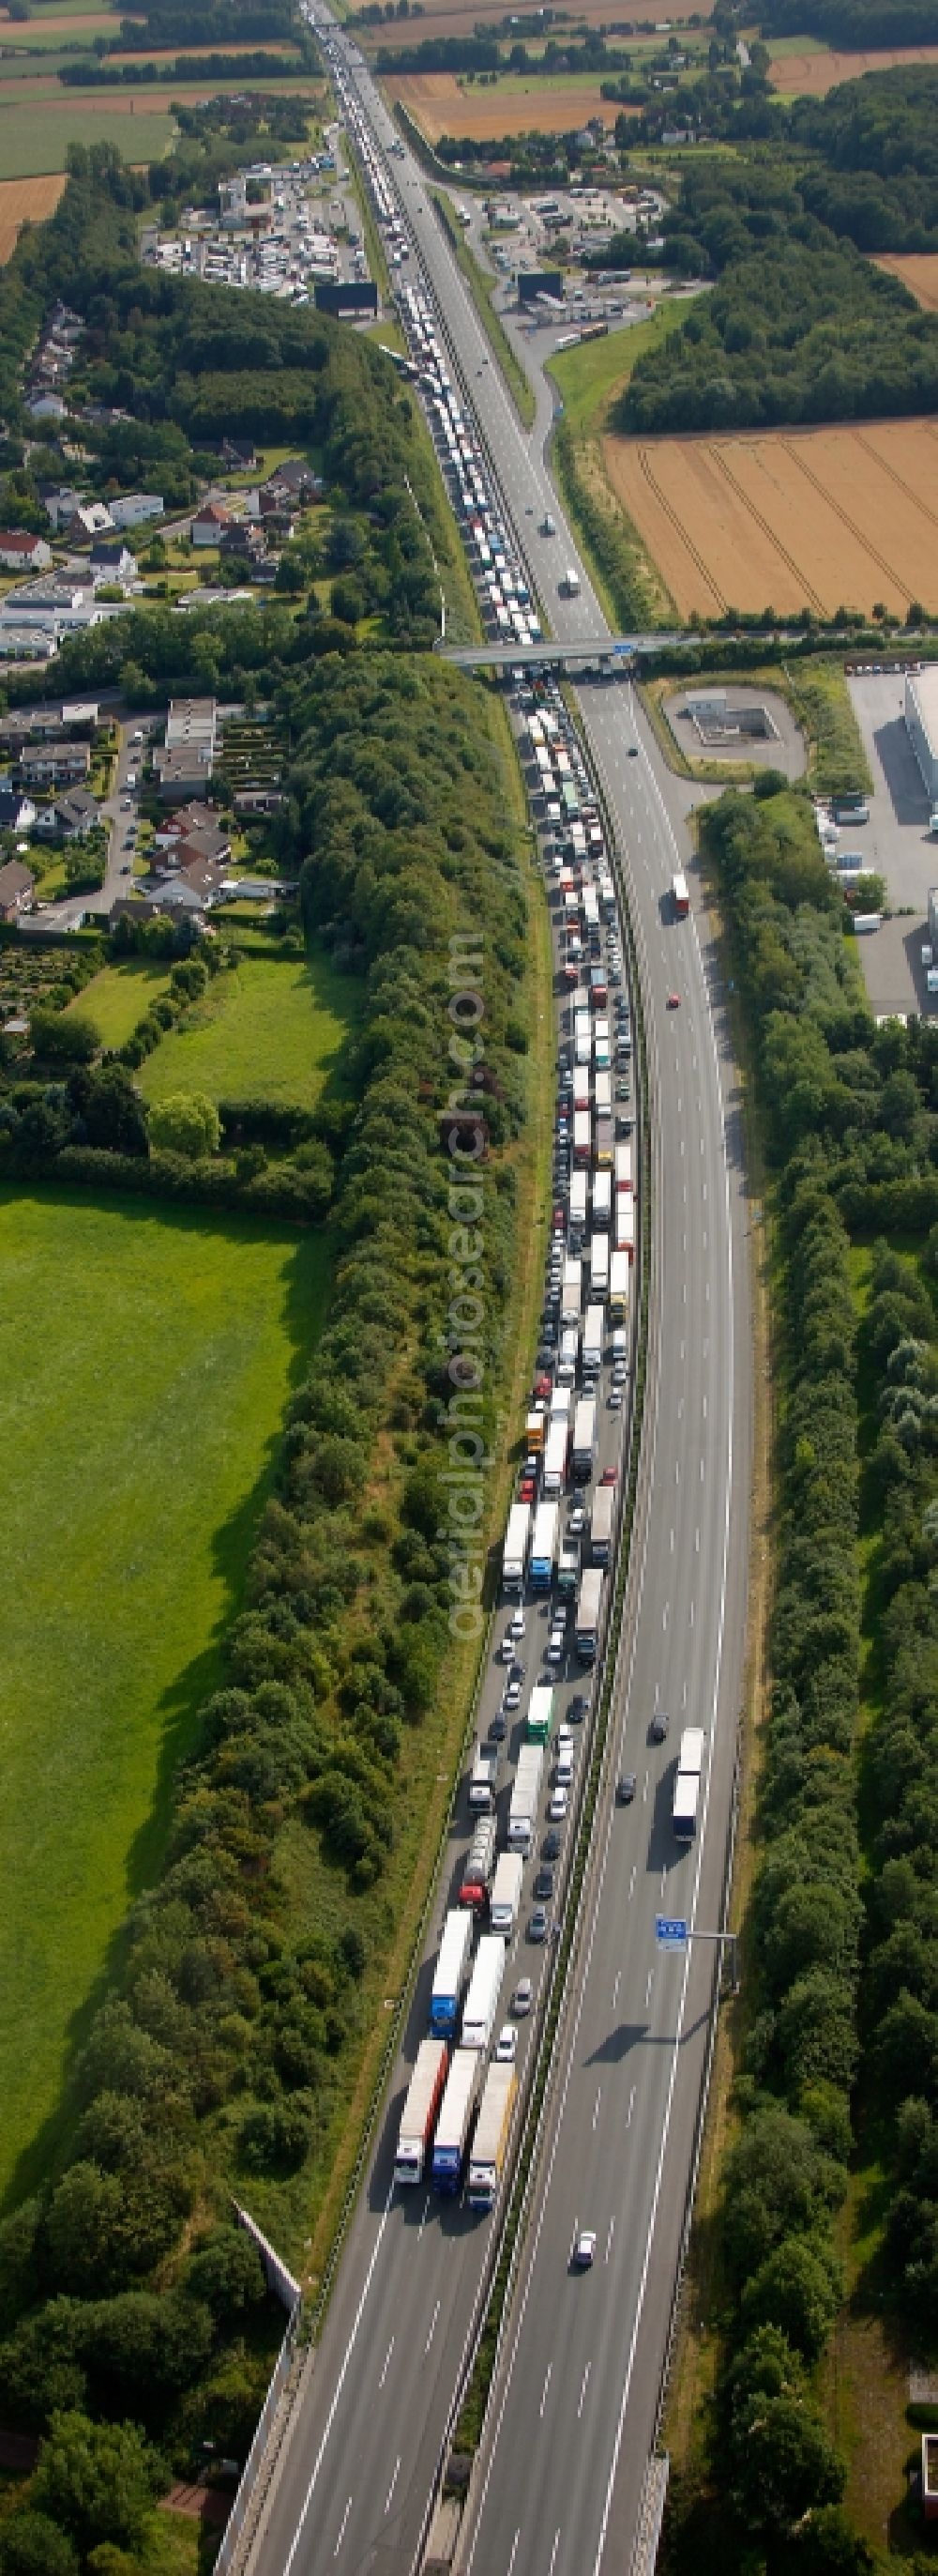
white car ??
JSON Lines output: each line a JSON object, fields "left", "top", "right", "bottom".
{"left": 573, "top": 2227, "right": 597, "bottom": 2269}
{"left": 609, "top": 1391, "right": 623, "bottom": 1410}
{"left": 556, "top": 1724, "right": 573, "bottom": 1755}
{"left": 548, "top": 1788, "right": 568, "bottom": 1821}
{"left": 505, "top": 1679, "right": 522, "bottom": 1710}
{"left": 547, "top": 1630, "right": 565, "bottom": 1664}
{"left": 495, "top": 2024, "right": 518, "bottom": 2063}
{"left": 509, "top": 1611, "right": 526, "bottom": 1639}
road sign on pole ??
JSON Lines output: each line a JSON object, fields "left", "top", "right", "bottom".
{"left": 655, "top": 1916, "right": 688, "bottom": 1950}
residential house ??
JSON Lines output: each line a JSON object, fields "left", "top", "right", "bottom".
{"left": 20, "top": 740, "right": 91, "bottom": 789}
{"left": 0, "top": 627, "right": 56, "bottom": 663}
{"left": 219, "top": 524, "right": 276, "bottom": 580}
{"left": 0, "top": 859, "right": 34, "bottom": 922}
{"left": 41, "top": 487, "right": 84, "bottom": 532}
{"left": 25, "top": 392, "right": 67, "bottom": 423}
{"left": 108, "top": 495, "right": 164, "bottom": 531}
{"left": 53, "top": 787, "right": 99, "bottom": 841}
{"left": 262, "top": 458, "right": 322, "bottom": 505}
{"left": 221, "top": 437, "right": 258, "bottom": 471}
{"left": 0, "top": 532, "right": 52, "bottom": 575}
{"left": 154, "top": 802, "right": 231, "bottom": 865}
{"left": 66, "top": 503, "right": 115, "bottom": 544}
{"left": 0, "top": 784, "right": 36, "bottom": 833}
{"left": 90, "top": 541, "right": 138, "bottom": 589}
{"left": 191, "top": 502, "right": 232, "bottom": 548}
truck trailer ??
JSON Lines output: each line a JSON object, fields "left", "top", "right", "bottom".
{"left": 430, "top": 1908, "right": 474, "bottom": 2037}
{"left": 576, "top": 1566, "right": 604, "bottom": 1662}
{"left": 489, "top": 1852, "right": 524, "bottom": 1936}
{"left": 431, "top": 2047, "right": 481, "bottom": 2191}
{"left": 571, "top": 1395, "right": 597, "bottom": 1483}
{"left": 673, "top": 1727, "right": 705, "bottom": 1842}
{"left": 508, "top": 1742, "right": 545, "bottom": 1852}
{"left": 588, "top": 1234, "right": 610, "bottom": 1303}
{"left": 673, "top": 870, "right": 689, "bottom": 919}
{"left": 502, "top": 1500, "right": 532, "bottom": 1592}
{"left": 467, "top": 2061, "right": 518, "bottom": 2209}
{"left": 542, "top": 1418, "right": 568, "bottom": 1497}
{"left": 530, "top": 1500, "right": 559, "bottom": 1589}
{"left": 469, "top": 1741, "right": 498, "bottom": 1812}
{"left": 582, "top": 1303, "right": 604, "bottom": 1376}
{"left": 590, "top": 1483, "right": 614, "bottom": 1566}
{"left": 461, "top": 1932, "right": 507, "bottom": 2050}
{"left": 459, "top": 1815, "right": 497, "bottom": 1913}
{"left": 526, "top": 1683, "right": 554, "bottom": 1745}
{"left": 394, "top": 2037, "right": 449, "bottom": 2186}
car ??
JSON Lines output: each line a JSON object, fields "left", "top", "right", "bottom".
{"left": 534, "top": 1866, "right": 555, "bottom": 1901}
{"left": 508, "top": 1657, "right": 525, "bottom": 1682}
{"left": 511, "top": 1976, "right": 533, "bottom": 2015}
{"left": 535, "top": 1372, "right": 552, "bottom": 1399}
{"left": 509, "top": 1611, "right": 526, "bottom": 1639}
{"left": 567, "top": 1506, "right": 585, "bottom": 1536}
{"left": 519, "top": 1477, "right": 536, "bottom": 1504}
{"left": 120, "top": 860, "right": 132, "bottom": 872}
{"left": 601, "top": 1467, "right": 617, "bottom": 1488}
{"left": 628, "top": 743, "right": 639, "bottom": 757}
{"left": 667, "top": 991, "right": 681, "bottom": 1009}
{"left": 616, "top": 1773, "right": 636, "bottom": 1805}
{"left": 548, "top": 1788, "right": 568, "bottom": 1821}
{"left": 608, "top": 1390, "right": 623, "bottom": 1410}
{"left": 490, "top": 1711, "right": 507, "bottom": 1740}
{"left": 542, "top": 1826, "right": 563, "bottom": 1859}
{"left": 505, "top": 1680, "right": 522, "bottom": 1710}
{"left": 573, "top": 2227, "right": 597, "bottom": 2268}
{"left": 612, "top": 1363, "right": 628, "bottom": 1387}
{"left": 528, "top": 1904, "right": 549, "bottom": 1943}
{"left": 556, "top": 1725, "right": 573, "bottom": 1755}
{"left": 650, "top": 1709, "right": 670, "bottom": 1742}
{"left": 495, "top": 2023, "right": 518, "bottom": 2062}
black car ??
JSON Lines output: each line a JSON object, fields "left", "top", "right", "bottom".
{"left": 616, "top": 1774, "right": 637, "bottom": 1805}
{"left": 534, "top": 1865, "right": 555, "bottom": 1901}
{"left": 542, "top": 1827, "right": 563, "bottom": 1860}
{"left": 569, "top": 1693, "right": 589, "bottom": 1723}
{"left": 650, "top": 1710, "right": 670, "bottom": 1743}
{"left": 490, "top": 1711, "right": 507, "bottom": 1740}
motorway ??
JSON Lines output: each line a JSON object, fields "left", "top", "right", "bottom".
{"left": 250, "top": 34, "right": 752, "bottom": 2576}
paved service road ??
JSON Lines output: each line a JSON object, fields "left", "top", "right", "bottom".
{"left": 252, "top": 26, "right": 752, "bottom": 2576}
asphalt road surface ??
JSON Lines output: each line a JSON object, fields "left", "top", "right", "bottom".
{"left": 250, "top": 32, "right": 752, "bottom": 2576}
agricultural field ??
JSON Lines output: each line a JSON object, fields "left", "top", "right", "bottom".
{"left": 0, "top": 1188, "right": 330, "bottom": 2196}
{"left": 873, "top": 252, "right": 938, "bottom": 311}
{"left": 356, "top": 0, "right": 711, "bottom": 41}
{"left": 386, "top": 69, "right": 621, "bottom": 139}
{"left": 138, "top": 949, "right": 360, "bottom": 1111}
{"left": 0, "top": 97, "right": 176, "bottom": 173}
{"left": 0, "top": 170, "right": 65, "bottom": 259}
{"left": 602, "top": 416, "right": 938, "bottom": 618}
{"left": 768, "top": 38, "right": 938, "bottom": 90}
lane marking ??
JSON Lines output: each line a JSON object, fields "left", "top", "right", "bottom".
{"left": 281, "top": 2181, "right": 395, "bottom": 2573}
{"left": 628, "top": 2084, "right": 636, "bottom": 2128}
{"left": 593, "top": 2086, "right": 602, "bottom": 2131}
{"left": 507, "top": 2536, "right": 521, "bottom": 2576}
{"left": 425, "top": 2297, "right": 440, "bottom": 2354}
{"left": 378, "top": 2337, "right": 395, "bottom": 2389}
{"left": 578, "top": 2363, "right": 592, "bottom": 2420}
{"left": 334, "top": 2496, "right": 352, "bottom": 2560}
{"left": 385, "top": 2457, "right": 401, "bottom": 2517}
{"left": 605, "top": 2215, "right": 615, "bottom": 2264}
{"left": 548, "top": 2531, "right": 561, "bottom": 2576}
{"left": 540, "top": 2362, "right": 552, "bottom": 2420}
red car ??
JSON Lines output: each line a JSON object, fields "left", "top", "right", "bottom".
{"left": 534, "top": 1372, "right": 552, "bottom": 1398}
{"left": 667, "top": 990, "right": 681, "bottom": 1009}
{"left": 519, "top": 1476, "right": 537, "bottom": 1502}
{"left": 600, "top": 1466, "right": 617, "bottom": 1488}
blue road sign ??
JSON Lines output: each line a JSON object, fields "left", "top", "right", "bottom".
{"left": 656, "top": 1915, "right": 688, "bottom": 1950}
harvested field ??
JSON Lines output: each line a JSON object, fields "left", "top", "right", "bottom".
{"left": 770, "top": 38, "right": 938, "bottom": 89}
{"left": 0, "top": 171, "right": 64, "bottom": 259}
{"left": 873, "top": 252, "right": 938, "bottom": 312}
{"left": 602, "top": 417, "right": 938, "bottom": 618}
{"left": 387, "top": 68, "right": 620, "bottom": 136}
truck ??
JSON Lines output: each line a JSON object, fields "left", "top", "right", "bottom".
{"left": 530, "top": 1500, "right": 559, "bottom": 1590}
{"left": 615, "top": 1197, "right": 635, "bottom": 1258}
{"left": 430, "top": 1908, "right": 474, "bottom": 2037}
{"left": 588, "top": 1234, "right": 610, "bottom": 1303}
{"left": 467, "top": 2061, "right": 518, "bottom": 2209}
{"left": 574, "top": 1011, "right": 592, "bottom": 1067}
{"left": 673, "top": 870, "right": 689, "bottom": 920}
{"left": 469, "top": 1740, "right": 498, "bottom": 1812}
{"left": 489, "top": 1852, "right": 524, "bottom": 1936}
{"left": 524, "top": 1405, "right": 546, "bottom": 1455}
{"left": 569, "top": 1170, "right": 588, "bottom": 1233}
{"left": 673, "top": 1727, "right": 705, "bottom": 1842}
{"left": 596, "top": 1115, "right": 614, "bottom": 1168}
{"left": 590, "top": 1483, "right": 614, "bottom": 1567}
{"left": 561, "top": 566, "right": 581, "bottom": 597}
{"left": 557, "top": 1324, "right": 579, "bottom": 1387}
{"left": 394, "top": 2037, "right": 449, "bottom": 2186}
{"left": 508, "top": 1742, "right": 544, "bottom": 1852}
{"left": 461, "top": 1932, "right": 507, "bottom": 2051}
{"left": 576, "top": 1566, "right": 604, "bottom": 1662}
{"left": 561, "top": 1273, "right": 582, "bottom": 1328}
{"left": 832, "top": 796, "right": 869, "bottom": 824}
{"left": 571, "top": 1395, "right": 597, "bottom": 1483}
{"left": 614, "top": 1141, "right": 633, "bottom": 1196}
{"left": 593, "top": 1077, "right": 612, "bottom": 1130}
{"left": 431, "top": 2048, "right": 481, "bottom": 2191}
{"left": 573, "top": 1109, "right": 591, "bottom": 1166}
{"left": 609, "top": 1249, "right": 631, "bottom": 1323}
{"left": 525, "top": 1683, "right": 554, "bottom": 1745}
{"left": 542, "top": 1418, "right": 568, "bottom": 1496}
{"left": 459, "top": 1815, "right": 497, "bottom": 1912}
{"left": 557, "top": 1545, "right": 580, "bottom": 1596}
{"left": 582, "top": 1302, "right": 604, "bottom": 1377}
{"left": 502, "top": 1500, "right": 532, "bottom": 1593}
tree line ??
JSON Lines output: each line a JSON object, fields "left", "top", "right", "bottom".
{"left": 0, "top": 651, "right": 537, "bottom": 2573}
{"left": 667, "top": 774, "right": 938, "bottom": 2575}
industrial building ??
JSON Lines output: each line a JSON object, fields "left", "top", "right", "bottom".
{"left": 904, "top": 668, "right": 938, "bottom": 802}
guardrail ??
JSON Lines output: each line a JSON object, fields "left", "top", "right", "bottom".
{"left": 215, "top": 2297, "right": 301, "bottom": 2576}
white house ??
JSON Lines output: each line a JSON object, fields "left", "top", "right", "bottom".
{"left": 109, "top": 494, "right": 165, "bottom": 531}
{"left": 0, "top": 532, "right": 52, "bottom": 574}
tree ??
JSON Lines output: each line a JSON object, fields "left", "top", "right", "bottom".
{"left": 33, "top": 2412, "right": 166, "bottom": 2554}
{"left": 740, "top": 2236, "right": 840, "bottom": 2362}
{"left": 186, "top": 2227, "right": 266, "bottom": 2322}
{"left": 43, "top": 2166, "right": 127, "bottom": 2298}
{"left": 0, "top": 2512, "right": 80, "bottom": 2576}
{"left": 148, "top": 1092, "right": 220, "bottom": 1161}
{"left": 30, "top": 1009, "right": 99, "bottom": 1066}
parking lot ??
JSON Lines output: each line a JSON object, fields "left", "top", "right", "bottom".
{"left": 846, "top": 672, "right": 936, "bottom": 1016}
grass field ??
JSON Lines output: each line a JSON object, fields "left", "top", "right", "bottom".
{"left": 0, "top": 171, "right": 65, "bottom": 258}
{"left": 0, "top": 99, "right": 175, "bottom": 171}
{"left": 602, "top": 415, "right": 938, "bottom": 618}
{"left": 138, "top": 951, "right": 360, "bottom": 1111}
{"left": 547, "top": 297, "right": 695, "bottom": 627}
{"left": 547, "top": 298, "right": 690, "bottom": 434}
{"left": 70, "top": 959, "right": 174, "bottom": 1048}
{"left": 0, "top": 1190, "right": 331, "bottom": 2201}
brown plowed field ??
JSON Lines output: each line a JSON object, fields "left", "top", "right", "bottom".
{"left": 602, "top": 418, "right": 938, "bottom": 618}
{"left": 365, "top": 0, "right": 711, "bottom": 35}
{"left": 770, "top": 38, "right": 938, "bottom": 90}
{"left": 874, "top": 252, "right": 938, "bottom": 311}
{"left": 386, "top": 69, "right": 620, "bottom": 137}
{"left": 0, "top": 172, "right": 64, "bottom": 260}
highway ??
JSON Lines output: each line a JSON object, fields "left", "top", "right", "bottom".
{"left": 250, "top": 32, "right": 752, "bottom": 2576}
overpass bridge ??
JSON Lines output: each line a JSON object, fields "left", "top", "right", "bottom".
{"left": 439, "top": 633, "right": 683, "bottom": 671}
